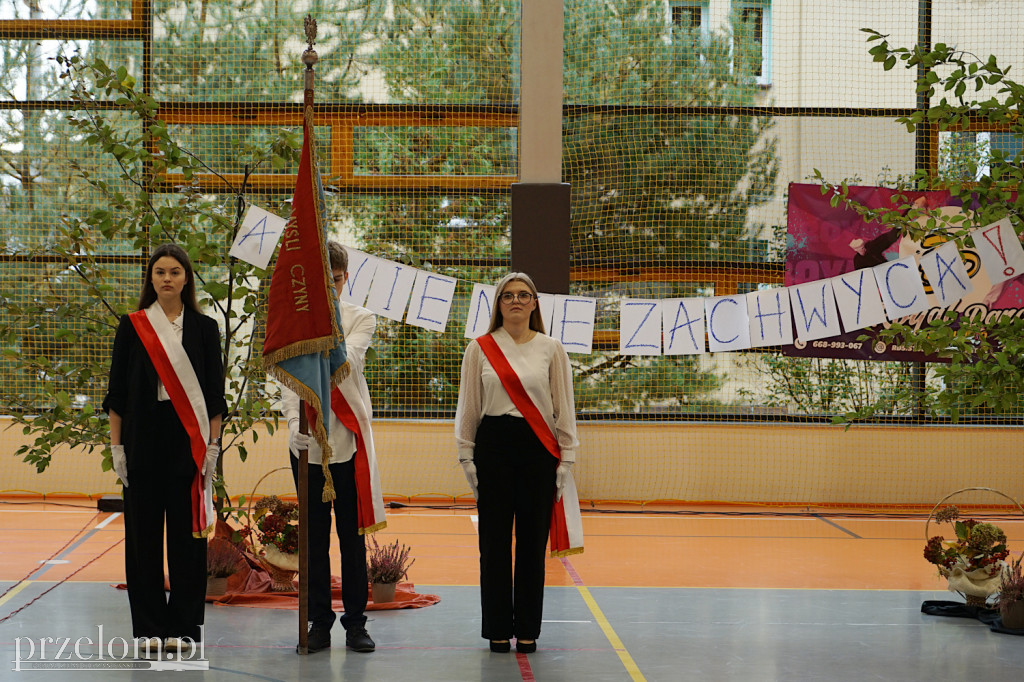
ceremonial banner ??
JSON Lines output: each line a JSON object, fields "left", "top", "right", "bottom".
{"left": 262, "top": 108, "right": 348, "bottom": 501}
{"left": 785, "top": 183, "right": 1024, "bottom": 361}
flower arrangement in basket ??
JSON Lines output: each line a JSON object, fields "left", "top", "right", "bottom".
{"left": 250, "top": 495, "right": 300, "bottom": 572}
{"left": 924, "top": 504, "right": 1009, "bottom": 607}
{"left": 367, "top": 536, "right": 415, "bottom": 585}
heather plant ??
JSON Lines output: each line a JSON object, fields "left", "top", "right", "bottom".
{"left": 206, "top": 537, "right": 243, "bottom": 579}
{"left": 998, "top": 560, "right": 1024, "bottom": 610}
{"left": 366, "top": 536, "right": 415, "bottom": 584}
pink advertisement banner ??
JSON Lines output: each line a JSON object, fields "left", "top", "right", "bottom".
{"left": 784, "top": 183, "right": 1024, "bottom": 361}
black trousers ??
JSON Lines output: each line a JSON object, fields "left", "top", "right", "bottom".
{"left": 475, "top": 415, "right": 558, "bottom": 640}
{"left": 290, "top": 453, "right": 368, "bottom": 631}
{"left": 123, "top": 470, "right": 207, "bottom": 641}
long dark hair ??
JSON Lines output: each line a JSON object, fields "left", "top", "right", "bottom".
{"left": 137, "top": 243, "right": 200, "bottom": 312}
{"left": 486, "top": 272, "right": 545, "bottom": 334}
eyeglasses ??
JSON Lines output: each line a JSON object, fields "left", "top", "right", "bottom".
{"left": 499, "top": 291, "right": 534, "bottom": 305}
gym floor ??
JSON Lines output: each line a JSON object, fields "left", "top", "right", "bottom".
{"left": 1, "top": 498, "right": 1022, "bottom": 681}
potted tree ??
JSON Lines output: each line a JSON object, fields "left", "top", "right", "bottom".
{"left": 0, "top": 54, "right": 297, "bottom": 516}
{"left": 366, "top": 536, "right": 415, "bottom": 604}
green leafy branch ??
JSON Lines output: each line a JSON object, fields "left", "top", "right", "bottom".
{"left": 0, "top": 53, "right": 300, "bottom": 510}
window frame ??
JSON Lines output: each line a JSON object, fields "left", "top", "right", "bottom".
{"left": 735, "top": 0, "right": 772, "bottom": 87}
{"left": 669, "top": 0, "right": 709, "bottom": 40}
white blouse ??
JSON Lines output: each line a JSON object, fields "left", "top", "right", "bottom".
{"left": 454, "top": 327, "right": 578, "bottom": 463}
{"left": 156, "top": 313, "right": 185, "bottom": 402}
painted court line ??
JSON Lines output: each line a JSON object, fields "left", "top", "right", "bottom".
{"left": 812, "top": 514, "right": 862, "bottom": 538}
{"left": 515, "top": 650, "right": 537, "bottom": 680}
{"left": 7, "top": 507, "right": 114, "bottom": 581}
{"left": 544, "top": 619, "right": 592, "bottom": 623}
{"left": 95, "top": 512, "right": 122, "bottom": 530}
{"left": 0, "top": 580, "right": 32, "bottom": 610}
{"left": 27, "top": 513, "right": 112, "bottom": 580}
{"left": 560, "top": 557, "right": 646, "bottom": 682}
{"left": 0, "top": 508, "right": 98, "bottom": 514}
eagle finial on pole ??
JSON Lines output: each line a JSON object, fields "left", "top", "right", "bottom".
{"left": 302, "top": 15, "right": 318, "bottom": 109}
{"left": 302, "top": 15, "right": 318, "bottom": 70}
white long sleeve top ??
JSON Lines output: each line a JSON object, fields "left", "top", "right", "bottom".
{"left": 282, "top": 300, "right": 376, "bottom": 464}
{"left": 454, "top": 327, "right": 578, "bottom": 464}
{"left": 155, "top": 312, "right": 184, "bottom": 402}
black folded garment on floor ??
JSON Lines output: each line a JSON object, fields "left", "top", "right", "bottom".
{"left": 921, "top": 600, "right": 1024, "bottom": 636}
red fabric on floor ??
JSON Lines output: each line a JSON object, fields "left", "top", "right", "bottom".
{"left": 114, "top": 574, "right": 438, "bottom": 611}
{"left": 115, "top": 521, "right": 440, "bottom": 611}
{"left": 208, "top": 579, "right": 440, "bottom": 610}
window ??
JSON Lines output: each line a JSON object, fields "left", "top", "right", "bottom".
{"left": 670, "top": 1, "right": 707, "bottom": 36}
{"left": 939, "top": 131, "right": 1022, "bottom": 181}
{"left": 736, "top": 1, "right": 771, "bottom": 86}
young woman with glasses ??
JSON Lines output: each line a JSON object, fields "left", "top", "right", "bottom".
{"left": 454, "top": 272, "right": 580, "bottom": 654}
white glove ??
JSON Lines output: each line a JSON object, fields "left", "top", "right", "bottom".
{"left": 555, "top": 461, "right": 573, "bottom": 502}
{"left": 111, "top": 444, "right": 128, "bottom": 487}
{"left": 460, "top": 459, "right": 478, "bottom": 499}
{"left": 289, "top": 422, "right": 312, "bottom": 454}
{"left": 202, "top": 442, "right": 220, "bottom": 477}
{"left": 202, "top": 443, "right": 220, "bottom": 492}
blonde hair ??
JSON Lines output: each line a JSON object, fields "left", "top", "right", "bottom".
{"left": 486, "top": 272, "right": 545, "bottom": 334}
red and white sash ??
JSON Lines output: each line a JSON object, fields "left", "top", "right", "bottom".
{"left": 476, "top": 333, "right": 584, "bottom": 557}
{"left": 330, "top": 385, "right": 387, "bottom": 534}
{"left": 129, "top": 304, "right": 214, "bottom": 538}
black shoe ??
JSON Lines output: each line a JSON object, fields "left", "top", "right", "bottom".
{"left": 345, "top": 627, "right": 375, "bottom": 653}
{"left": 516, "top": 639, "right": 537, "bottom": 654}
{"left": 489, "top": 640, "right": 511, "bottom": 653}
{"left": 302, "top": 625, "right": 331, "bottom": 654}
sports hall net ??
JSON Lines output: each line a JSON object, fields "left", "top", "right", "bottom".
{"left": 0, "top": 1, "right": 1022, "bottom": 507}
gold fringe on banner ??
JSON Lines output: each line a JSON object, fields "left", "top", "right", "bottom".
{"left": 265, "top": 364, "right": 333, "bottom": 472}
{"left": 551, "top": 547, "right": 585, "bottom": 558}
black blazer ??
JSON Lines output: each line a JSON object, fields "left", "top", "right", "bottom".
{"left": 103, "top": 307, "right": 227, "bottom": 475}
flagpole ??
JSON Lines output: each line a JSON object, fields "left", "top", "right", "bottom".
{"left": 295, "top": 14, "right": 318, "bottom": 657}
{"left": 296, "top": 407, "right": 310, "bottom": 655}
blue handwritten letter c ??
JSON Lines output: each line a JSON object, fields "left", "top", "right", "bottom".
{"left": 884, "top": 262, "right": 917, "bottom": 309}
{"left": 709, "top": 298, "right": 739, "bottom": 344}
